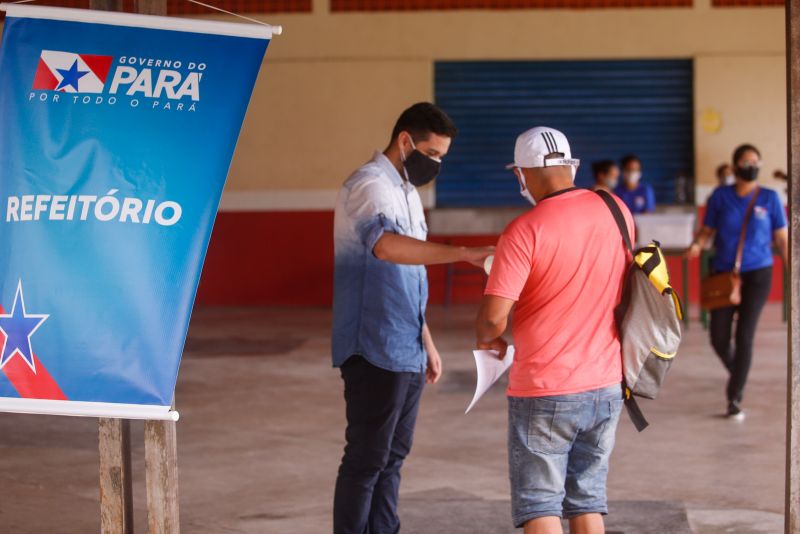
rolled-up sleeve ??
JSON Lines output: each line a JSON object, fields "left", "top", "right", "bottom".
{"left": 358, "top": 213, "right": 403, "bottom": 254}
{"left": 346, "top": 175, "right": 398, "bottom": 255}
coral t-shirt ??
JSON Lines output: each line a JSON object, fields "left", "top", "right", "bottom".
{"left": 484, "top": 188, "right": 634, "bottom": 397}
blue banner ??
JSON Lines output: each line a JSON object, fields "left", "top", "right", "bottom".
{"left": 0, "top": 5, "right": 276, "bottom": 419}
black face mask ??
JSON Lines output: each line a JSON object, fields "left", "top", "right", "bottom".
{"left": 403, "top": 149, "right": 441, "bottom": 187}
{"left": 737, "top": 165, "right": 760, "bottom": 182}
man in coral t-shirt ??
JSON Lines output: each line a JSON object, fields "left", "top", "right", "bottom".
{"left": 475, "top": 127, "right": 634, "bottom": 534}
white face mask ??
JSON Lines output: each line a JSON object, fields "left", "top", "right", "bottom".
{"left": 625, "top": 171, "right": 642, "bottom": 185}
{"left": 604, "top": 177, "right": 619, "bottom": 189}
{"left": 724, "top": 174, "right": 736, "bottom": 186}
{"left": 516, "top": 168, "right": 536, "bottom": 206}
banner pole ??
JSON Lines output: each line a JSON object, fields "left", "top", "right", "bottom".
{"left": 87, "top": 0, "right": 177, "bottom": 529}
{"left": 145, "top": 417, "right": 180, "bottom": 534}
{"left": 87, "top": 0, "right": 134, "bottom": 525}
{"left": 89, "top": 0, "right": 123, "bottom": 10}
{"left": 787, "top": 0, "right": 800, "bottom": 531}
{"left": 132, "top": 0, "right": 181, "bottom": 520}
{"left": 135, "top": 5, "right": 181, "bottom": 529}
{"left": 128, "top": 1, "right": 180, "bottom": 531}
{"left": 98, "top": 418, "right": 134, "bottom": 534}
{"left": 134, "top": 0, "right": 164, "bottom": 15}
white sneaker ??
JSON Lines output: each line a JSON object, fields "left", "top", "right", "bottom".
{"left": 727, "top": 402, "right": 745, "bottom": 421}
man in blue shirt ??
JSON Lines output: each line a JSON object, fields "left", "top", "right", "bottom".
{"left": 331, "top": 102, "right": 494, "bottom": 534}
{"left": 614, "top": 154, "right": 656, "bottom": 214}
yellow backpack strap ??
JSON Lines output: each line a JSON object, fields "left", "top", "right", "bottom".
{"left": 634, "top": 242, "right": 684, "bottom": 321}
{"left": 635, "top": 243, "right": 671, "bottom": 294}
{"left": 671, "top": 292, "right": 684, "bottom": 321}
{"left": 635, "top": 245, "right": 660, "bottom": 275}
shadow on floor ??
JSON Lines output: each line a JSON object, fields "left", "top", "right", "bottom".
{"left": 400, "top": 487, "right": 691, "bottom": 533}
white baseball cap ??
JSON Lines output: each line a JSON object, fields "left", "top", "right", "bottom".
{"left": 505, "top": 127, "right": 580, "bottom": 170}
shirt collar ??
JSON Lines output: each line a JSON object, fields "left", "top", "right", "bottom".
{"left": 372, "top": 151, "right": 406, "bottom": 188}
{"left": 541, "top": 187, "right": 579, "bottom": 202}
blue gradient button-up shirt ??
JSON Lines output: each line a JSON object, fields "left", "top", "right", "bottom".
{"left": 331, "top": 152, "right": 428, "bottom": 373}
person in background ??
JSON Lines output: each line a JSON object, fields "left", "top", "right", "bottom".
{"left": 687, "top": 143, "right": 788, "bottom": 420}
{"left": 331, "top": 102, "right": 494, "bottom": 534}
{"left": 716, "top": 163, "right": 735, "bottom": 188}
{"left": 591, "top": 160, "right": 619, "bottom": 193}
{"left": 614, "top": 154, "right": 656, "bottom": 214}
{"left": 773, "top": 169, "right": 788, "bottom": 197}
{"left": 705, "top": 163, "right": 736, "bottom": 204}
{"left": 477, "top": 127, "right": 633, "bottom": 534}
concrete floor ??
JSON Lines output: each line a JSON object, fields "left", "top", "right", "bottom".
{"left": 0, "top": 304, "right": 789, "bottom": 533}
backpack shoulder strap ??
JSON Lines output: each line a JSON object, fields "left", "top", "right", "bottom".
{"left": 596, "top": 190, "right": 633, "bottom": 254}
{"left": 625, "top": 396, "right": 650, "bottom": 432}
{"left": 596, "top": 190, "right": 649, "bottom": 431}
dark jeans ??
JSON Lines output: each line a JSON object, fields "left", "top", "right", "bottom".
{"left": 333, "top": 355, "right": 425, "bottom": 534}
{"left": 709, "top": 266, "right": 773, "bottom": 404}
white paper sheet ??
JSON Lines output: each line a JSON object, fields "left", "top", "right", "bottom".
{"left": 465, "top": 346, "right": 515, "bottom": 414}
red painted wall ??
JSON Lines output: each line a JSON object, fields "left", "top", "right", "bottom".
{"left": 196, "top": 210, "right": 785, "bottom": 308}
{"left": 197, "top": 211, "right": 335, "bottom": 306}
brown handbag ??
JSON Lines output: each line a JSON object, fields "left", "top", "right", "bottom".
{"left": 700, "top": 187, "right": 760, "bottom": 311}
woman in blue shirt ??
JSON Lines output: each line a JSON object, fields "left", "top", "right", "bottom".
{"left": 687, "top": 144, "right": 788, "bottom": 419}
{"left": 614, "top": 154, "right": 656, "bottom": 214}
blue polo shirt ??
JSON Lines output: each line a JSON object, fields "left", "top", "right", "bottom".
{"left": 704, "top": 185, "right": 787, "bottom": 273}
{"left": 614, "top": 182, "right": 656, "bottom": 214}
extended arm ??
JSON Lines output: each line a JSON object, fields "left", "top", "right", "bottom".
{"left": 348, "top": 178, "right": 494, "bottom": 268}
{"left": 374, "top": 232, "right": 493, "bottom": 267}
{"left": 686, "top": 226, "right": 715, "bottom": 259}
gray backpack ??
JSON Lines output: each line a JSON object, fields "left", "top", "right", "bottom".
{"left": 597, "top": 190, "right": 684, "bottom": 431}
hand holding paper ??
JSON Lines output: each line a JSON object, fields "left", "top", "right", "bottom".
{"left": 465, "top": 346, "right": 515, "bottom": 414}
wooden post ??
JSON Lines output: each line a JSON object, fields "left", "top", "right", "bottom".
{"left": 91, "top": 0, "right": 174, "bottom": 531}
{"left": 89, "top": 0, "right": 124, "bottom": 10}
{"left": 135, "top": 0, "right": 167, "bottom": 15}
{"left": 140, "top": 3, "right": 179, "bottom": 528}
{"left": 90, "top": 10, "right": 135, "bottom": 534}
{"left": 786, "top": 0, "right": 800, "bottom": 531}
{"left": 99, "top": 419, "right": 134, "bottom": 534}
{"left": 120, "top": 0, "right": 179, "bottom": 529}
{"left": 134, "top": 0, "right": 179, "bottom": 504}
{"left": 145, "top": 420, "right": 180, "bottom": 534}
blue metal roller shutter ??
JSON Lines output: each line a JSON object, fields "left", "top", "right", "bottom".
{"left": 434, "top": 59, "right": 694, "bottom": 207}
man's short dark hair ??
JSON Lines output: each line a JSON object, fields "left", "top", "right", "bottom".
{"left": 716, "top": 163, "right": 731, "bottom": 179}
{"left": 592, "top": 160, "right": 616, "bottom": 180}
{"left": 732, "top": 144, "right": 761, "bottom": 166}
{"left": 620, "top": 154, "right": 640, "bottom": 169}
{"left": 391, "top": 102, "right": 458, "bottom": 142}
